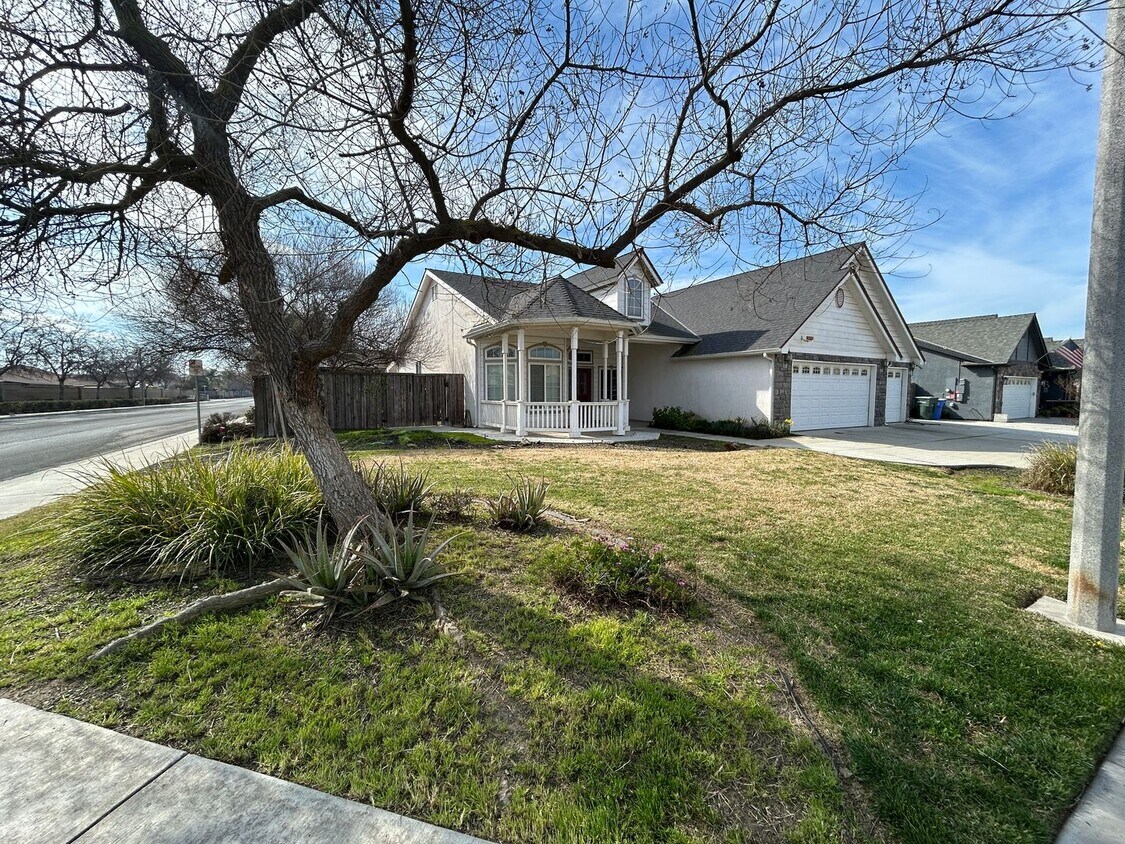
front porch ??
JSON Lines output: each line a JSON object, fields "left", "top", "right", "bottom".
{"left": 474, "top": 325, "right": 633, "bottom": 436}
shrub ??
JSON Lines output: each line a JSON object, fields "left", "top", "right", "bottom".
{"left": 1022, "top": 442, "right": 1079, "bottom": 496}
{"left": 279, "top": 511, "right": 458, "bottom": 625}
{"left": 200, "top": 411, "right": 255, "bottom": 443}
{"left": 244, "top": 405, "right": 256, "bottom": 425}
{"left": 61, "top": 443, "right": 322, "bottom": 582}
{"left": 651, "top": 406, "right": 790, "bottom": 439}
{"left": 429, "top": 489, "right": 476, "bottom": 521}
{"left": 0, "top": 398, "right": 182, "bottom": 415}
{"left": 544, "top": 539, "right": 697, "bottom": 614}
{"left": 360, "top": 461, "right": 432, "bottom": 519}
{"left": 488, "top": 477, "right": 550, "bottom": 531}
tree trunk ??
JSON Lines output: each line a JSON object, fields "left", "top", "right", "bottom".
{"left": 281, "top": 360, "right": 379, "bottom": 528}
{"left": 57, "top": 377, "right": 64, "bottom": 400}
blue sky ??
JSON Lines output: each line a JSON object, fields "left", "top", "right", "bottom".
{"left": 71, "top": 54, "right": 1103, "bottom": 345}
{"left": 867, "top": 71, "right": 1101, "bottom": 340}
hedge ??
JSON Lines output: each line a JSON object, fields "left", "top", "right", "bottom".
{"left": 650, "top": 405, "right": 791, "bottom": 439}
{"left": 0, "top": 398, "right": 186, "bottom": 415}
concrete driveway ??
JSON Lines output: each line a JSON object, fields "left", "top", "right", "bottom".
{"left": 784, "top": 418, "right": 1078, "bottom": 468}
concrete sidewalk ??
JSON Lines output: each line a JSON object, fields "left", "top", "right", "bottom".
{"left": 0, "top": 431, "right": 195, "bottom": 520}
{"left": 0, "top": 699, "right": 487, "bottom": 843}
{"left": 1057, "top": 726, "right": 1125, "bottom": 844}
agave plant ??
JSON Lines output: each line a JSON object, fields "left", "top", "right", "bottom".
{"left": 488, "top": 477, "right": 550, "bottom": 531}
{"left": 278, "top": 515, "right": 389, "bottom": 623}
{"left": 361, "top": 461, "right": 433, "bottom": 520}
{"left": 362, "top": 509, "right": 460, "bottom": 602}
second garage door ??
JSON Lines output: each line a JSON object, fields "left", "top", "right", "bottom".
{"left": 1001, "top": 377, "right": 1037, "bottom": 419}
{"left": 790, "top": 361, "right": 873, "bottom": 431}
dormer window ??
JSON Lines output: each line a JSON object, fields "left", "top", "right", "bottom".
{"left": 625, "top": 276, "right": 644, "bottom": 319}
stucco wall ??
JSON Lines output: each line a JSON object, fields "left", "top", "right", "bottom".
{"left": 628, "top": 343, "right": 773, "bottom": 423}
{"left": 395, "top": 277, "right": 481, "bottom": 415}
{"left": 911, "top": 348, "right": 997, "bottom": 421}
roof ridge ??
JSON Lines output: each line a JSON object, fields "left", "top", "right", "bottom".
{"left": 910, "top": 312, "right": 1035, "bottom": 326}
{"left": 661, "top": 243, "right": 860, "bottom": 300}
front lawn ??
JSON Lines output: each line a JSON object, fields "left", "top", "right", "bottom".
{"left": 2, "top": 436, "right": 1123, "bottom": 843}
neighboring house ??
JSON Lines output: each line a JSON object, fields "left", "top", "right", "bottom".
{"left": 395, "top": 243, "right": 923, "bottom": 435}
{"left": 1041, "top": 337, "right": 1084, "bottom": 410}
{"left": 908, "top": 313, "right": 1049, "bottom": 421}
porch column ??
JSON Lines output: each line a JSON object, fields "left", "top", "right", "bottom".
{"left": 623, "top": 336, "right": 631, "bottom": 432}
{"left": 602, "top": 341, "right": 609, "bottom": 400}
{"left": 616, "top": 330, "right": 625, "bottom": 434}
{"left": 569, "top": 327, "right": 580, "bottom": 437}
{"left": 500, "top": 332, "right": 510, "bottom": 432}
{"left": 516, "top": 329, "right": 527, "bottom": 437}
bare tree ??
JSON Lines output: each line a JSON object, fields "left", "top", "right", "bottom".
{"left": 0, "top": 0, "right": 1103, "bottom": 525}
{"left": 83, "top": 337, "right": 126, "bottom": 398}
{"left": 34, "top": 323, "right": 90, "bottom": 400}
{"left": 0, "top": 307, "right": 41, "bottom": 378}
{"left": 129, "top": 244, "right": 424, "bottom": 371}
{"left": 118, "top": 344, "right": 178, "bottom": 401}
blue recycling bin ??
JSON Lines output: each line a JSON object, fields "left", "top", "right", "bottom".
{"left": 932, "top": 399, "right": 946, "bottom": 420}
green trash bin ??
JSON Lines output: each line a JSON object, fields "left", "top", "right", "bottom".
{"left": 914, "top": 397, "right": 936, "bottom": 419}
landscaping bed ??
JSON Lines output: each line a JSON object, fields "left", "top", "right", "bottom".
{"left": 2, "top": 436, "right": 1124, "bottom": 843}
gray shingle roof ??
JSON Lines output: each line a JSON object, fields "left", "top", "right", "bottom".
{"left": 908, "top": 314, "right": 1036, "bottom": 365}
{"left": 429, "top": 270, "right": 533, "bottom": 319}
{"left": 501, "top": 276, "right": 628, "bottom": 323}
{"left": 656, "top": 244, "right": 860, "bottom": 356}
{"left": 566, "top": 250, "right": 640, "bottom": 292}
{"left": 430, "top": 269, "right": 628, "bottom": 324}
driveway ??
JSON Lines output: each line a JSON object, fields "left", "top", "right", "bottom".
{"left": 784, "top": 418, "right": 1078, "bottom": 468}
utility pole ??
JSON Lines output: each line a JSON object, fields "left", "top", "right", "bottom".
{"left": 1067, "top": 4, "right": 1125, "bottom": 633}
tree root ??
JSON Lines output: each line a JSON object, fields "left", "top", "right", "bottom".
{"left": 90, "top": 577, "right": 288, "bottom": 659}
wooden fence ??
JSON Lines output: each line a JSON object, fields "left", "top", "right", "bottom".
{"left": 253, "top": 371, "right": 466, "bottom": 437}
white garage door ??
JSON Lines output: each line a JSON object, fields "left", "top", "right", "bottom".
{"left": 885, "top": 368, "right": 906, "bottom": 424}
{"left": 790, "top": 361, "right": 873, "bottom": 431}
{"left": 1001, "top": 377, "right": 1037, "bottom": 419}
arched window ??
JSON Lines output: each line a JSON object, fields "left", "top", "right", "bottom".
{"left": 484, "top": 345, "right": 516, "bottom": 401}
{"left": 528, "top": 345, "right": 562, "bottom": 401}
{"left": 625, "top": 276, "right": 645, "bottom": 319}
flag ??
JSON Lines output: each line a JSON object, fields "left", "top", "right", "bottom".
{"left": 1056, "top": 344, "right": 1084, "bottom": 368}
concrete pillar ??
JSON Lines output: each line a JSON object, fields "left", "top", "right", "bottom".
{"left": 569, "top": 327, "right": 580, "bottom": 436}
{"left": 1068, "top": 3, "right": 1125, "bottom": 633}
{"left": 516, "top": 329, "right": 527, "bottom": 437}
{"left": 500, "top": 332, "right": 509, "bottom": 432}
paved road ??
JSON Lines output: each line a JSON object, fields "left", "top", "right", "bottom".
{"left": 0, "top": 398, "right": 252, "bottom": 483}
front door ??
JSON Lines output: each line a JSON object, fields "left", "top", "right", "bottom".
{"left": 577, "top": 368, "right": 593, "bottom": 402}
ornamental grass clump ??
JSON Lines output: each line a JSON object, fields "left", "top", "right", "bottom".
{"left": 488, "top": 477, "right": 550, "bottom": 531}
{"left": 1021, "top": 441, "right": 1079, "bottom": 496}
{"left": 544, "top": 539, "right": 698, "bottom": 614}
{"left": 61, "top": 443, "right": 322, "bottom": 582}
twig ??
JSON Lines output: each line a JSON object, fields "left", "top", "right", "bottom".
{"left": 90, "top": 577, "right": 288, "bottom": 659}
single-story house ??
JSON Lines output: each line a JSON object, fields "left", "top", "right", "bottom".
{"left": 908, "top": 313, "right": 1049, "bottom": 421}
{"left": 1041, "top": 336, "right": 1083, "bottom": 410}
{"left": 395, "top": 243, "right": 923, "bottom": 435}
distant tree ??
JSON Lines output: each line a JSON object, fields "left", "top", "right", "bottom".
{"left": 129, "top": 245, "right": 425, "bottom": 372}
{"left": 34, "top": 323, "right": 90, "bottom": 400}
{"left": 0, "top": 308, "right": 40, "bottom": 378}
{"left": 0, "top": 0, "right": 1104, "bottom": 525}
{"left": 83, "top": 338, "right": 126, "bottom": 398}
{"left": 118, "top": 345, "right": 178, "bottom": 401}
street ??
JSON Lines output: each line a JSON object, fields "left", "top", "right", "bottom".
{"left": 0, "top": 398, "right": 252, "bottom": 483}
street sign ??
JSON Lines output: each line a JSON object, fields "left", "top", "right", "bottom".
{"left": 188, "top": 359, "right": 204, "bottom": 376}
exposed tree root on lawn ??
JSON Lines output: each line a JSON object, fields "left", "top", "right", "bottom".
{"left": 90, "top": 578, "right": 288, "bottom": 659}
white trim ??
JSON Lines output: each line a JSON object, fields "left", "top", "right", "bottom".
{"left": 851, "top": 245, "right": 925, "bottom": 364}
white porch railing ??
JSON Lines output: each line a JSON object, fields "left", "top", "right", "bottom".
{"left": 479, "top": 401, "right": 504, "bottom": 428}
{"left": 480, "top": 400, "right": 625, "bottom": 434}
{"left": 524, "top": 402, "right": 570, "bottom": 431}
{"left": 578, "top": 401, "right": 618, "bottom": 432}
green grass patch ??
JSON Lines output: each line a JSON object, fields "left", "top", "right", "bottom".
{"left": 335, "top": 428, "right": 494, "bottom": 452}
{"left": 3, "top": 441, "right": 1124, "bottom": 843}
